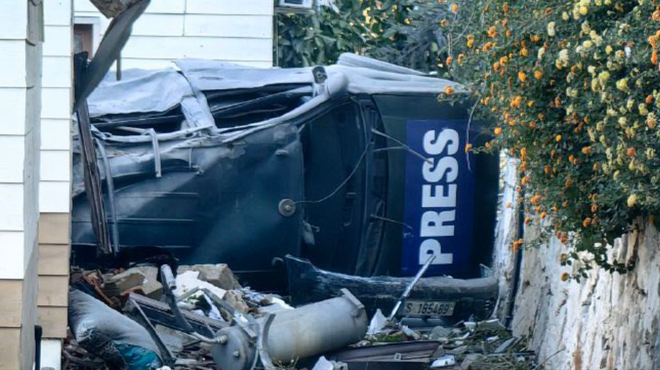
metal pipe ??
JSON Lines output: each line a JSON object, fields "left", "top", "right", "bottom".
{"left": 388, "top": 254, "right": 436, "bottom": 320}
{"left": 211, "top": 289, "right": 367, "bottom": 370}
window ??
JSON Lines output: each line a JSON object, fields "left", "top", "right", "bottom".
{"left": 74, "top": 23, "right": 93, "bottom": 57}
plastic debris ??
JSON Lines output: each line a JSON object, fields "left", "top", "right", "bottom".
{"left": 431, "top": 354, "right": 456, "bottom": 368}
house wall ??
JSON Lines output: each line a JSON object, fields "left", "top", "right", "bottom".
{"left": 38, "top": 0, "right": 74, "bottom": 346}
{"left": 0, "top": 1, "right": 43, "bottom": 369}
{"left": 73, "top": 0, "right": 274, "bottom": 69}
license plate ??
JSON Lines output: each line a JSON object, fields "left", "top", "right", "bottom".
{"left": 402, "top": 300, "right": 456, "bottom": 316}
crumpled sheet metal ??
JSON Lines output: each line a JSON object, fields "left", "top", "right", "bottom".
{"left": 86, "top": 53, "right": 465, "bottom": 119}
{"left": 87, "top": 68, "right": 214, "bottom": 128}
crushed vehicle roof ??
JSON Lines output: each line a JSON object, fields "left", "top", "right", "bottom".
{"left": 87, "top": 53, "right": 465, "bottom": 119}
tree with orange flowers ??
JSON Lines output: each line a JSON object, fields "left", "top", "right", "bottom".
{"left": 441, "top": 0, "right": 660, "bottom": 275}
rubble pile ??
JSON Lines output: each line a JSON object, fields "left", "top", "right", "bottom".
{"left": 65, "top": 262, "right": 539, "bottom": 370}
{"left": 65, "top": 263, "right": 293, "bottom": 369}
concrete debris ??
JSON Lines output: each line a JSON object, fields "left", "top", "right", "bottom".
{"left": 67, "top": 261, "right": 538, "bottom": 370}
{"left": 105, "top": 265, "right": 163, "bottom": 299}
{"left": 174, "top": 270, "right": 227, "bottom": 299}
{"left": 430, "top": 326, "right": 452, "bottom": 340}
{"left": 177, "top": 264, "right": 241, "bottom": 291}
{"left": 312, "top": 356, "right": 348, "bottom": 370}
{"left": 222, "top": 290, "right": 249, "bottom": 314}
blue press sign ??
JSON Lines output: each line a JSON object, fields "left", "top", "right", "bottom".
{"left": 402, "top": 119, "right": 476, "bottom": 277}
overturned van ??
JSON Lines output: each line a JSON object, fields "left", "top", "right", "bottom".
{"left": 71, "top": 52, "right": 499, "bottom": 293}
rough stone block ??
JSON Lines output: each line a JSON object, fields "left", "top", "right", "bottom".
{"left": 177, "top": 264, "right": 241, "bottom": 290}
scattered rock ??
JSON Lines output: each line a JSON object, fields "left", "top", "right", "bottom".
{"left": 177, "top": 264, "right": 241, "bottom": 290}
{"left": 461, "top": 354, "right": 485, "bottom": 370}
{"left": 448, "top": 345, "right": 468, "bottom": 356}
{"left": 104, "top": 265, "right": 163, "bottom": 300}
{"left": 430, "top": 326, "right": 452, "bottom": 340}
{"left": 223, "top": 290, "right": 249, "bottom": 314}
{"left": 105, "top": 269, "right": 144, "bottom": 293}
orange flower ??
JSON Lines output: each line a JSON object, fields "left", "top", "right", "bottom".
{"left": 581, "top": 146, "right": 591, "bottom": 155}
{"left": 530, "top": 35, "right": 541, "bottom": 42}
{"left": 561, "top": 272, "right": 569, "bottom": 282}
{"left": 467, "top": 35, "right": 475, "bottom": 48}
{"left": 518, "top": 71, "right": 527, "bottom": 82}
{"left": 446, "top": 55, "right": 454, "bottom": 66}
{"left": 494, "top": 127, "right": 503, "bottom": 136}
{"left": 544, "top": 166, "right": 550, "bottom": 174}
{"left": 482, "top": 42, "right": 494, "bottom": 52}
{"left": 444, "top": 86, "right": 454, "bottom": 95}
{"left": 506, "top": 29, "right": 512, "bottom": 37}
{"left": 653, "top": 8, "right": 660, "bottom": 22}
{"left": 591, "top": 204, "right": 598, "bottom": 213}
{"left": 521, "top": 48, "right": 529, "bottom": 57}
{"left": 653, "top": 50, "right": 658, "bottom": 65}
{"left": 493, "top": 61, "right": 501, "bottom": 72}
{"left": 555, "top": 134, "right": 562, "bottom": 142}
{"left": 627, "top": 147, "right": 636, "bottom": 157}
{"left": 649, "top": 35, "right": 658, "bottom": 48}
{"left": 582, "top": 217, "right": 592, "bottom": 228}
{"left": 465, "top": 143, "right": 473, "bottom": 153}
{"left": 500, "top": 56, "right": 508, "bottom": 65}
{"left": 541, "top": 211, "right": 548, "bottom": 219}
{"left": 488, "top": 26, "right": 498, "bottom": 38}
{"left": 646, "top": 95, "right": 654, "bottom": 105}
{"left": 521, "top": 176, "right": 530, "bottom": 185}
{"left": 503, "top": 2, "right": 509, "bottom": 13}
{"left": 450, "top": 3, "right": 458, "bottom": 13}
{"left": 530, "top": 195, "right": 542, "bottom": 204}
{"left": 510, "top": 95, "right": 522, "bottom": 108}
{"left": 440, "top": 19, "right": 448, "bottom": 27}
{"left": 457, "top": 53, "right": 465, "bottom": 65}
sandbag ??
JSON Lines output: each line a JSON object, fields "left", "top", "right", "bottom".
{"left": 68, "top": 289, "right": 163, "bottom": 370}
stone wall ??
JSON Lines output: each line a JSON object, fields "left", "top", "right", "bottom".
{"left": 491, "top": 156, "right": 660, "bottom": 369}
{"left": 510, "top": 223, "right": 660, "bottom": 370}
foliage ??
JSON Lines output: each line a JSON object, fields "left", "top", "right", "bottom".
{"left": 275, "top": 0, "right": 446, "bottom": 71}
{"left": 444, "top": 0, "right": 660, "bottom": 274}
{"left": 275, "top": 1, "right": 367, "bottom": 67}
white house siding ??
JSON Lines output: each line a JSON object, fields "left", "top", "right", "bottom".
{"left": 38, "top": 0, "right": 73, "bottom": 348}
{"left": 73, "top": 0, "right": 274, "bottom": 70}
{"left": 0, "top": 1, "right": 43, "bottom": 369}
